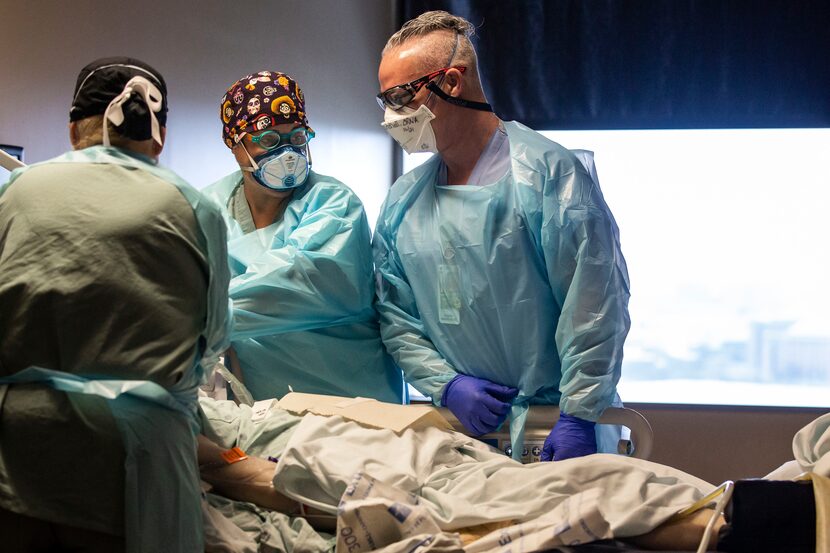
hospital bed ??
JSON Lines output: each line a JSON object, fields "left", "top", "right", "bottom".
{"left": 199, "top": 393, "right": 824, "bottom": 553}
{"left": 437, "top": 405, "right": 654, "bottom": 462}
{"left": 206, "top": 366, "right": 655, "bottom": 462}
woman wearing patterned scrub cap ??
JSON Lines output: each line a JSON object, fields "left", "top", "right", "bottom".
{"left": 202, "top": 71, "right": 404, "bottom": 404}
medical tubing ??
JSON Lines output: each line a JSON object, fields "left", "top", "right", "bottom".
{"left": 669, "top": 480, "right": 731, "bottom": 522}
{"left": 663, "top": 480, "right": 734, "bottom": 552}
{"left": 696, "top": 481, "right": 734, "bottom": 553}
{"left": 214, "top": 362, "right": 254, "bottom": 406}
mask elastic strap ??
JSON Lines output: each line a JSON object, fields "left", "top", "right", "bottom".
{"left": 423, "top": 33, "right": 461, "bottom": 109}
{"left": 240, "top": 142, "right": 260, "bottom": 172}
{"left": 425, "top": 81, "right": 493, "bottom": 112}
{"left": 305, "top": 143, "right": 313, "bottom": 170}
{"left": 425, "top": 34, "right": 492, "bottom": 112}
{"left": 102, "top": 76, "right": 164, "bottom": 147}
{"left": 447, "top": 33, "right": 460, "bottom": 65}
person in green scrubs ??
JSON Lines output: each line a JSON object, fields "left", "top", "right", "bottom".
{"left": 0, "top": 57, "right": 230, "bottom": 552}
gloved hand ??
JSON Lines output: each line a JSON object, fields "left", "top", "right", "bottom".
{"left": 442, "top": 375, "right": 519, "bottom": 436}
{"left": 541, "top": 412, "right": 597, "bottom": 461}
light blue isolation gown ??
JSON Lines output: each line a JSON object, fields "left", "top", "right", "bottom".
{"left": 202, "top": 171, "right": 404, "bottom": 403}
{"left": 373, "top": 121, "right": 630, "bottom": 453}
{"left": 0, "top": 146, "right": 231, "bottom": 551}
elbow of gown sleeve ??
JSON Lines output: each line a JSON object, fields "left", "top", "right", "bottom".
{"left": 551, "top": 205, "right": 631, "bottom": 422}
{"left": 229, "top": 242, "right": 375, "bottom": 339}
{"left": 378, "top": 309, "right": 456, "bottom": 405}
{"left": 555, "top": 262, "right": 630, "bottom": 420}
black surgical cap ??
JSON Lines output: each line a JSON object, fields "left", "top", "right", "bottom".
{"left": 70, "top": 57, "right": 168, "bottom": 140}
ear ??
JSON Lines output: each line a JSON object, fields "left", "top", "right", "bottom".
{"left": 445, "top": 68, "right": 464, "bottom": 97}
{"left": 68, "top": 121, "right": 80, "bottom": 149}
{"left": 152, "top": 126, "right": 167, "bottom": 157}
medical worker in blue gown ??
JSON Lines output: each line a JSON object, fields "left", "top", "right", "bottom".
{"left": 374, "top": 12, "right": 631, "bottom": 461}
{"left": 202, "top": 72, "right": 404, "bottom": 403}
{"left": 0, "top": 58, "right": 230, "bottom": 551}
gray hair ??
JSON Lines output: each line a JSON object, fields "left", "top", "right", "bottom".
{"left": 383, "top": 11, "right": 482, "bottom": 85}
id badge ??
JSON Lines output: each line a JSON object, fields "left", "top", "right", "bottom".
{"left": 438, "top": 263, "right": 461, "bottom": 325}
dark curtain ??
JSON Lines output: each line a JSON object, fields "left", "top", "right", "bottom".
{"left": 399, "top": 0, "right": 830, "bottom": 129}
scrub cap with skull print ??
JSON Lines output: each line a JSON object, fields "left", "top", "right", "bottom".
{"left": 220, "top": 71, "right": 310, "bottom": 148}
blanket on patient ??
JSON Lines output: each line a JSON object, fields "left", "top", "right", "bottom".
{"left": 200, "top": 398, "right": 713, "bottom": 552}
{"left": 274, "top": 413, "right": 713, "bottom": 552}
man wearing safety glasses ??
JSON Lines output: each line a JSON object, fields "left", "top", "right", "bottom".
{"left": 373, "top": 12, "right": 631, "bottom": 462}
{"left": 203, "top": 71, "right": 404, "bottom": 404}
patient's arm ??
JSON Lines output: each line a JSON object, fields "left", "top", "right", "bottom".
{"left": 198, "top": 435, "right": 294, "bottom": 511}
{"left": 197, "top": 435, "right": 336, "bottom": 532}
{"left": 628, "top": 509, "right": 724, "bottom": 551}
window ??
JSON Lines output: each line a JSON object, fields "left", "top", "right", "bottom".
{"left": 402, "top": 128, "right": 830, "bottom": 407}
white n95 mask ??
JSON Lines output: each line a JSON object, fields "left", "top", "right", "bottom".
{"left": 382, "top": 104, "right": 438, "bottom": 154}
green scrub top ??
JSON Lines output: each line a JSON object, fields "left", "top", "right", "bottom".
{"left": 0, "top": 146, "right": 231, "bottom": 551}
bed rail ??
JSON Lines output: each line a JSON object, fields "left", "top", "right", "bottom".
{"left": 437, "top": 405, "right": 654, "bottom": 462}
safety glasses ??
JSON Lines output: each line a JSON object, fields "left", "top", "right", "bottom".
{"left": 376, "top": 66, "right": 467, "bottom": 110}
{"left": 249, "top": 127, "right": 315, "bottom": 150}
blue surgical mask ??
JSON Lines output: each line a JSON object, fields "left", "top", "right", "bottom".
{"left": 242, "top": 144, "right": 310, "bottom": 190}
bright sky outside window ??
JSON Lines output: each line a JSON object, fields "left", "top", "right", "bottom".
{"left": 402, "top": 128, "right": 830, "bottom": 407}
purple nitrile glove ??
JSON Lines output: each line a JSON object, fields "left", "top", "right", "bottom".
{"left": 541, "top": 412, "right": 597, "bottom": 461}
{"left": 441, "top": 375, "right": 519, "bottom": 436}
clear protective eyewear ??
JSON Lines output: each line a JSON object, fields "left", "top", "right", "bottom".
{"left": 377, "top": 66, "right": 467, "bottom": 110}
{"left": 249, "top": 127, "right": 315, "bottom": 150}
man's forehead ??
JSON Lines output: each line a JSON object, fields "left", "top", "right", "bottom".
{"left": 394, "top": 42, "right": 427, "bottom": 63}
{"left": 380, "top": 45, "right": 428, "bottom": 86}
{"left": 381, "top": 31, "right": 456, "bottom": 83}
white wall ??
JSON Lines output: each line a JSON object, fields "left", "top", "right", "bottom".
{"left": 0, "top": 0, "right": 396, "bottom": 225}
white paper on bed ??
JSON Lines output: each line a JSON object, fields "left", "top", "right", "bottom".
{"left": 274, "top": 413, "right": 715, "bottom": 551}
{"left": 277, "top": 392, "right": 453, "bottom": 433}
